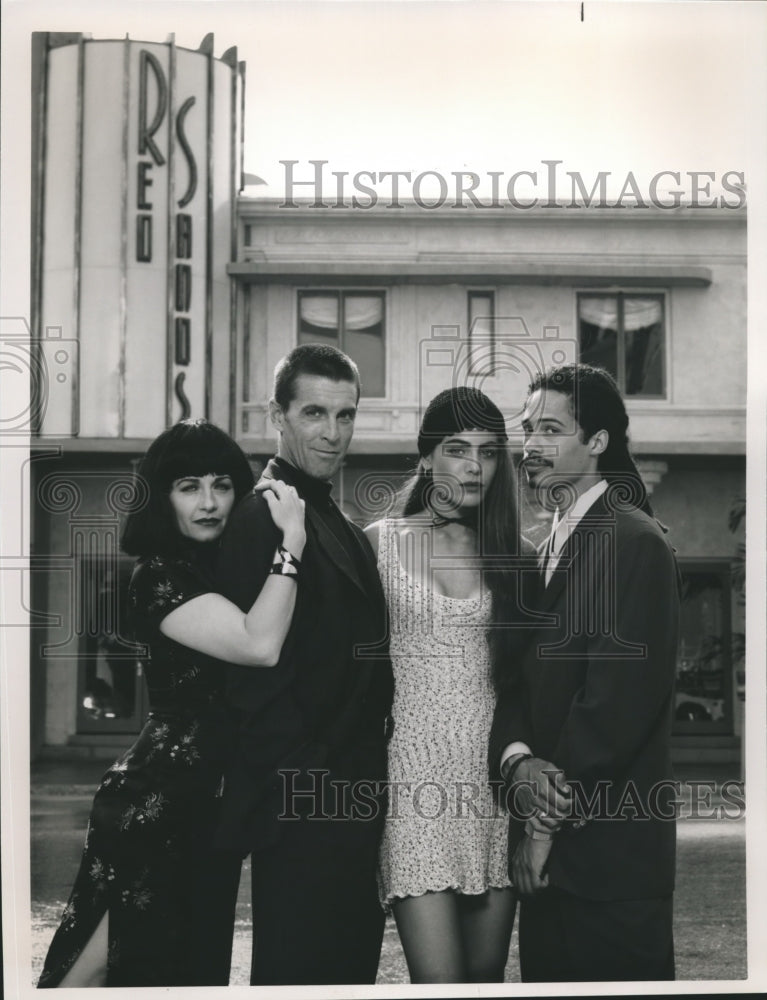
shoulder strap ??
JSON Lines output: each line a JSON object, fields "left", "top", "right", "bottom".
{"left": 377, "top": 517, "right": 393, "bottom": 570}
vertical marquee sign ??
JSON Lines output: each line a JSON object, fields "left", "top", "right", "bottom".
{"left": 32, "top": 33, "right": 244, "bottom": 437}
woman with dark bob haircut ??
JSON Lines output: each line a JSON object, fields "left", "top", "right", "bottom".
{"left": 39, "top": 419, "right": 306, "bottom": 988}
{"left": 366, "top": 386, "right": 529, "bottom": 984}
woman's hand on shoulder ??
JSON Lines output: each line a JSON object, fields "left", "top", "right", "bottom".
{"left": 255, "top": 478, "right": 306, "bottom": 557}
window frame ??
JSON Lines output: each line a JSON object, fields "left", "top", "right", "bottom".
{"left": 467, "top": 289, "right": 496, "bottom": 376}
{"left": 576, "top": 290, "right": 668, "bottom": 401}
{"left": 296, "top": 288, "right": 387, "bottom": 399}
{"left": 75, "top": 553, "right": 148, "bottom": 735}
{"left": 673, "top": 558, "right": 734, "bottom": 737}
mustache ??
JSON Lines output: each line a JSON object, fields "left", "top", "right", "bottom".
{"left": 520, "top": 456, "right": 552, "bottom": 467}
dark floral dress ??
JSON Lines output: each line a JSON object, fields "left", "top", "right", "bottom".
{"left": 38, "top": 552, "right": 241, "bottom": 987}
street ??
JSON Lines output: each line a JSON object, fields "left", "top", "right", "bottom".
{"left": 26, "top": 772, "right": 747, "bottom": 987}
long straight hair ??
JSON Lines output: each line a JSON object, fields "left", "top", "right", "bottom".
{"left": 396, "top": 436, "right": 521, "bottom": 596}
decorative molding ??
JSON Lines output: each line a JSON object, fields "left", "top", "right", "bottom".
{"left": 629, "top": 406, "right": 744, "bottom": 418}
{"left": 118, "top": 36, "right": 130, "bottom": 438}
{"left": 273, "top": 225, "right": 411, "bottom": 245}
{"left": 237, "top": 198, "right": 747, "bottom": 225}
{"left": 240, "top": 401, "right": 745, "bottom": 418}
{"left": 228, "top": 260, "right": 713, "bottom": 287}
{"left": 227, "top": 51, "right": 240, "bottom": 436}
{"left": 204, "top": 37, "right": 214, "bottom": 419}
{"left": 636, "top": 459, "right": 669, "bottom": 495}
{"left": 165, "top": 37, "right": 177, "bottom": 427}
{"left": 72, "top": 35, "right": 85, "bottom": 436}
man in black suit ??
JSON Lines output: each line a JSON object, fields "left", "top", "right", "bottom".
{"left": 490, "top": 363, "right": 679, "bottom": 982}
{"left": 215, "top": 344, "right": 393, "bottom": 985}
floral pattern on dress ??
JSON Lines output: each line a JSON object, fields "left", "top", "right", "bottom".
{"left": 38, "top": 553, "right": 240, "bottom": 988}
{"left": 102, "top": 759, "right": 130, "bottom": 789}
{"left": 169, "top": 723, "right": 201, "bottom": 765}
{"left": 120, "top": 868, "right": 153, "bottom": 910}
{"left": 60, "top": 899, "right": 77, "bottom": 930}
{"left": 177, "top": 665, "right": 201, "bottom": 685}
{"left": 148, "top": 578, "right": 186, "bottom": 616}
{"left": 119, "top": 792, "right": 167, "bottom": 830}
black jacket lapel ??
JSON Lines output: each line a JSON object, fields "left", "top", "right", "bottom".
{"left": 262, "top": 458, "right": 369, "bottom": 599}
{"left": 305, "top": 503, "right": 369, "bottom": 598}
{"left": 538, "top": 554, "right": 569, "bottom": 615}
{"left": 537, "top": 493, "right": 612, "bottom": 616}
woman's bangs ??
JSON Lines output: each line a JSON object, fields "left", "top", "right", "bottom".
{"left": 160, "top": 441, "right": 243, "bottom": 487}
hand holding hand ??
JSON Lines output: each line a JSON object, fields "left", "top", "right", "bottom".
{"left": 512, "top": 833, "right": 552, "bottom": 895}
{"left": 507, "top": 756, "right": 572, "bottom": 829}
{"left": 255, "top": 479, "right": 306, "bottom": 556}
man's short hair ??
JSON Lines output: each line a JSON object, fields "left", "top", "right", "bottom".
{"left": 273, "top": 344, "right": 361, "bottom": 410}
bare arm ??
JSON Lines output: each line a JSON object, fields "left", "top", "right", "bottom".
{"left": 159, "top": 480, "right": 306, "bottom": 667}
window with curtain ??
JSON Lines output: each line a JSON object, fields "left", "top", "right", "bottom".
{"left": 467, "top": 290, "right": 495, "bottom": 375}
{"left": 578, "top": 293, "right": 666, "bottom": 397}
{"left": 298, "top": 290, "right": 386, "bottom": 397}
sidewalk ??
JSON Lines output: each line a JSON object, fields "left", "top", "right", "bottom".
{"left": 31, "top": 754, "right": 744, "bottom": 801}
{"left": 31, "top": 757, "right": 113, "bottom": 793}
{"left": 28, "top": 756, "right": 746, "bottom": 986}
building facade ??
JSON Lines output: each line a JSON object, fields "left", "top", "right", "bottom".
{"left": 29, "top": 37, "right": 746, "bottom": 766}
{"left": 228, "top": 199, "right": 746, "bottom": 765}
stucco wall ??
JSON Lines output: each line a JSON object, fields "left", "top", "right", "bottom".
{"left": 237, "top": 205, "right": 746, "bottom": 454}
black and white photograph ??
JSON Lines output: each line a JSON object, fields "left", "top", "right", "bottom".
{"left": 2, "top": 0, "right": 766, "bottom": 995}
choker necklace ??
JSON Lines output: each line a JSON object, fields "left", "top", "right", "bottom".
{"left": 430, "top": 511, "right": 478, "bottom": 530}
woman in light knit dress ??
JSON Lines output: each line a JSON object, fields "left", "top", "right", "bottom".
{"left": 365, "top": 387, "right": 526, "bottom": 983}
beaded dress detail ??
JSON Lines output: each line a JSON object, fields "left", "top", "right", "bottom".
{"left": 376, "top": 519, "right": 510, "bottom": 907}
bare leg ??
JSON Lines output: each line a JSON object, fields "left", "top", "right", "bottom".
{"left": 392, "top": 891, "right": 466, "bottom": 983}
{"left": 459, "top": 887, "right": 517, "bottom": 982}
{"left": 58, "top": 911, "right": 108, "bottom": 988}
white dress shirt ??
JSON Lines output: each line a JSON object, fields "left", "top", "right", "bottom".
{"left": 500, "top": 479, "right": 608, "bottom": 775}
{"left": 544, "top": 479, "right": 609, "bottom": 587}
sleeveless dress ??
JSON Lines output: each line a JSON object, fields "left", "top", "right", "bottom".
{"left": 38, "top": 551, "right": 241, "bottom": 987}
{"left": 376, "top": 519, "right": 510, "bottom": 907}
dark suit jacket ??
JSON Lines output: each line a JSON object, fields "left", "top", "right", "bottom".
{"left": 214, "top": 458, "right": 394, "bottom": 855}
{"left": 489, "top": 495, "right": 680, "bottom": 901}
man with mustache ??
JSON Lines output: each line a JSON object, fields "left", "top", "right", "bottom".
{"left": 490, "top": 363, "right": 680, "bottom": 982}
